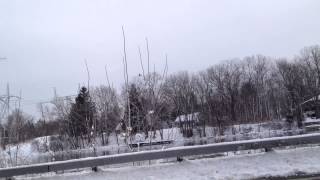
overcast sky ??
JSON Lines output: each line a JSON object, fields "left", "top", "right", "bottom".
{"left": 0, "top": 0, "right": 320, "bottom": 117}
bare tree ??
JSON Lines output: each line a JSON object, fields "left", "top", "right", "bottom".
{"left": 299, "top": 45, "right": 320, "bottom": 118}
{"left": 163, "top": 71, "right": 198, "bottom": 137}
{"left": 92, "top": 85, "right": 121, "bottom": 145}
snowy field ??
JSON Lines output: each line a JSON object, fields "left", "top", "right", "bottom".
{"left": 0, "top": 120, "right": 304, "bottom": 168}
{"left": 19, "top": 145, "right": 320, "bottom": 180}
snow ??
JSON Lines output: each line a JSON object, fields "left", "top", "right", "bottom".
{"left": 167, "top": 132, "right": 320, "bottom": 151}
{"left": 20, "top": 145, "right": 320, "bottom": 180}
{"left": 0, "top": 136, "right": 55, "bottom": 167}
{"left": 305, "top": 117, "right": 320, "bottom": 123}
{"left": 306, "top": 124, "right": 320, "bottom": 128}
{"left": 1, "top": 120, "right": 304, "bottom": 168}
{"left": 4, "top": 132, "right": 319, "bottom": 172}
{"left": 174, "top": 112, "right": 199, "bottom": 123}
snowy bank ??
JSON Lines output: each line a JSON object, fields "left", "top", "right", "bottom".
{"left": 22, "top": 145, "right": 320, "bottom": 180}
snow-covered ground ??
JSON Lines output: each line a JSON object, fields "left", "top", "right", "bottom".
{"left": 0, "top": 120, "right": 304, "bottom": 168}
{"left": 20, "top": 145, "right": 320, "bottom": 180}
{"left": 0, "top": 136, "right": 51, "bottom": 167}
{"left": 305, "top": 117, "right": 320, "bottom": 124}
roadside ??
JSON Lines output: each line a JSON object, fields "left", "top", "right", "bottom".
{"left": 19, "top": 145, "right": 320, "bottom": 180}
{"left": 255, "top": 173, "right": 320, "bottom": 180}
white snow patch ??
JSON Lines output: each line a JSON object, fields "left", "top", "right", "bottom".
{"left": 174, "top": 112, "right": 199, "bottom": 123}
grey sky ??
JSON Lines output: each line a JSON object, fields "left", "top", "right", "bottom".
{"left": 0, "top": 0, "right": 320, "bottom": 117}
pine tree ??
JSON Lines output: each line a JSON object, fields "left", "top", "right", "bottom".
{"left": 68, "top": 87, "right": 96, "bottom": 145}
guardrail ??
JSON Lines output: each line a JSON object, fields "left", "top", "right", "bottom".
{"left": 1, "top": 133, "right": 320, "bottom": 178}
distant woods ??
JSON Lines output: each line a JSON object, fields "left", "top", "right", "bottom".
{"left": 1, "top": 45, "right": 320, "bottom": 149}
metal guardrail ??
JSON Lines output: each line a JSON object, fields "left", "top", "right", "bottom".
{"left": 1, "top": 133, "right": 320, "bottom": 178}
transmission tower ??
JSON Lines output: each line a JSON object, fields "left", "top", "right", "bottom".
{"left": 0, "top": 84, "right": 21, "bottom": 147}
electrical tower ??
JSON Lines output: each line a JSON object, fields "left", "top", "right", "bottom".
{"left": 0, "top": 84, "right": 21, "bottom": 147}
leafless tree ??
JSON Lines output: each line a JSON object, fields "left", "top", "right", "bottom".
{"left": 92, "top": 85, "right": 121, "bottom": 145}
{"left": 299, "top": 45, "right": 320, "bottom": 118}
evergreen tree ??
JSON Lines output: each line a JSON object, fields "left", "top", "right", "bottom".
{"left": 68, "top": 87, "right": 96, "bottom": 143}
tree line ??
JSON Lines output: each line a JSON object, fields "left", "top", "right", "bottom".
{"left": 1, "top": 45, "right": 319, "bottom": 150}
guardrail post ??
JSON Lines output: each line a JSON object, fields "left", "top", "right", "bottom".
{"left": 264, "top": 147, "right": 273, "bottom": 152}
{"left": 177, "top": 156, "right": 183, "bottom": 162}
{"left": 92, "top": 166, "right": 98, "bottom": 172}
{"left": 92, "top": 147, "right": 98, "bottom": 172}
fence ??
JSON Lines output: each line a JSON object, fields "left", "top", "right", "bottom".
{"left": 1, "top": 133, "right": 320, "bottom": 178}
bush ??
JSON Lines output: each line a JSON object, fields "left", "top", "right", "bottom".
{"left": 49, "top": 136, "right": 64, "bottom": 152}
